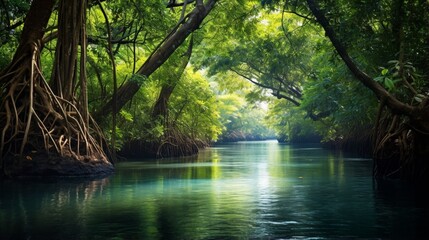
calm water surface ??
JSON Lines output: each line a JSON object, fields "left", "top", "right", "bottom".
{"left": 1, "top": 141, "right": 428, "bottom": 239}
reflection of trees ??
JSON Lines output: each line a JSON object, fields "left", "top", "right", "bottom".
{"left": 106, "top": 146, "right": 258, "bottom": 238}
{"left": 115, "top": 150, "right": 222, "bottom": 183}
{"left": 0, "top": 177, "right": 109, "bottom": 239}
{"left": 1, "top": 144, "right": 398, "bottom": 239}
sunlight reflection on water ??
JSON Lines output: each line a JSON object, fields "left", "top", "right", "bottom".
{"left": 0, "top": 141, "right": 428, "bottom": 239}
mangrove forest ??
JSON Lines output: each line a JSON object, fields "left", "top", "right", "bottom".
{"left": 1, "top": 0, "right": 428, "bottom": 238}
{"left": 2, "top": 0, "right": 428, "bottom": 180}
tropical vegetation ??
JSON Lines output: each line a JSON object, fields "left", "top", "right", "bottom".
{"left": 1, "top": 0, "right": 428, "bottom": 181}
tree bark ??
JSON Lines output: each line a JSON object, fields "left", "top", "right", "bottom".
{"left": 152, "top": 85, "right": 175, "bottom": 121}
{"left": 95, "top": 0, "right": 217, "bottom": 120}
{"left": 3, "top": 0, "right": 55, "bottom": 73}
{"left": 152, "top": 36, "right": 193, "bottom": 123}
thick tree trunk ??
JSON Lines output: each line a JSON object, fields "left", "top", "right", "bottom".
{"left": 0, "top": 0, "right": 55, "bottom": 175}
{"left": 95, "top": 0, "right": 217, "bottom": 120}
{"left": 0, "top": 0, "right": 53, "bottom": 73}
{"left": 0, "top": 0, "right": 113, "bottom": 177}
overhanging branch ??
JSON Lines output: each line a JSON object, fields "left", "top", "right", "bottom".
{"left": 306, "top": 0, "right": 416, "bottom": 117}
{"left": 230, "top": 68, "right": 301, "bottom": 106}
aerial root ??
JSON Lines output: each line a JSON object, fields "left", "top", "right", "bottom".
{"left": 155, "top": 127, "right": 205, "bottom": 158}
{"left": 373, "top": 106, "right": 415, "bottom": 178}
{"left": 0, "top": 46, "right": 108, "bottom": 167}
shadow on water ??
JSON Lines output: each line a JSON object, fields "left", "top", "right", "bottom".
{"left": 373, "top": 178, "right": 429, "bottom": 239}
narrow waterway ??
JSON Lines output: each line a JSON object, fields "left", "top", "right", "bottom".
{"left": 1, "top": 141, "right": 428, "bottom": 239}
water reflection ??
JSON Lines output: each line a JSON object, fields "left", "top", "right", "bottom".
{"left": 0, "top": 141, "right": 428, "bottom": 239}
{"left": 0, "top": 177, "right": 110, "bottom": 239}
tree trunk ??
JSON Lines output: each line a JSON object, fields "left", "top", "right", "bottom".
{"left": 6, "top": 0, "right": 54, "bottom": 65}
{"left": 121, "top": 37, "right": 201, "bottom": 159}
{"left": 0, "top": 0, "right": 56, "bottom": 175}
{"left": 151, "top": 36, "right": 193, "bottom": 124}
{"left": 152, "top": 85, "right": 176, "bottom": 123}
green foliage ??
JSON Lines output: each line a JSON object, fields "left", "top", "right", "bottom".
{"left": 195, "top": 0, "right": 399, "bottom": 144}
{"left": 374, "top": 68, "right": 396, "bottom": 92}
{"left": 3, "top": 0, "right": 427, "bottom": 154}
{"left": 266, "top": 99, "right": 321, "bottom": 143}
{"left": 105, "top": 127, "right": 124, "bottom": 151}
{"left": 213, "top": 76, "right": 276, "bottom": 142}
{"left": 129, "top": 74, "right": 147, "bottom": 85}
{"left": 119, "top": 110, "right": 133, "bottom": 122}
{"left": 83, "top": 0, "right": 178, "bottom": 113}
{"left": 0, "top": 0, "right": 30, "bottom": 70}
{"left": 112, "top": 67, "right": 222, "bottom": 146}
{"left": 373, "top": 58, "right": 427, "bottom": 107}
{"left": 301, "top": 66, "right": 377, "bottom": 142}
{"left": 169, "top": 69, "right": 223, "bottom": 142}
{"left": 253, "top": 0, "right": 428, "bottom": 145}
{"left": 0, "top": 44, "right": 15, "bottom": 71}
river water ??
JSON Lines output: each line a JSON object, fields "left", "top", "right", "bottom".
{"left": 1, "top": 141, "right": 428, "bottom": 239}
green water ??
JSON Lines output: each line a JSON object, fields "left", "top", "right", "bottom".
{"left": 1, "top": 141, "right": 428, "bottom": 239}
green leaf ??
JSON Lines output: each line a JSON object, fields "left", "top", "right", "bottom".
{"left": 374, "top": 76, "right": 384, "bottom": 82}
{"left": 384, "top": 78, "right": 394, "bottom": 90}
{"left": 381, "top": 68, "right": 388, "bottom": 76}
{"left": 414, "top": 96, "right": 422, "bottom": 103}
{"left": 414, "top": 94, "right": 426, "bottom": 103}
{"left": 120, "top": 110, "right": 134, "bottom": 122}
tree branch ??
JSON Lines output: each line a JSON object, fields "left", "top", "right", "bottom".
{"left": 306, "top": 0, "right": 417, "bottom": 118}
{"left": 95, "top": 0, "right": 217, "bottom": 119}
{"left": 230, "top": 68, "right": 301, "bottom": 106}
{"left": 167, "top": 0, "right": 196, "bottom": 8}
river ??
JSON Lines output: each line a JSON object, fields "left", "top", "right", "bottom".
{"left": 1, "top": 141, "right": 428, "bottom": 239}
